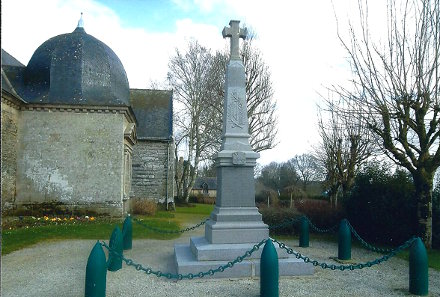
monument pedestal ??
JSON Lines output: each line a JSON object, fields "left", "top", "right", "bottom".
{"left": 205, "top": 207, "right": 268, "bottom": 243}
{"left": 174, "top": 237, "right": 314, "bottom": 278}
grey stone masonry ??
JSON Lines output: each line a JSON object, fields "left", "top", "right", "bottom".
{"left": 175, "top": 20, "right": 313, "bottom": 278}
{"left": 1, "top": 98, "right": 21, "bottom": 209}
{"left": 206, "top": 20, "right": 267, "bottom": 244}
{"left": 131, "top": 140, "right": 174, "bottom": 203}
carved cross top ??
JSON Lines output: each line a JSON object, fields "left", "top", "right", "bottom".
{"left": 222, "top": 20, "right": 247, "bottom": 60}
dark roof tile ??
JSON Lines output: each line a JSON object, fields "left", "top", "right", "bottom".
{"left": 129, "top": 89, "right": 173, "bottom": 140}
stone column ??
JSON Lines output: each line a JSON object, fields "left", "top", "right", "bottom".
{"left": 204, "top": 20, "right": 268, "bottom": 244}
{"left": 174, "top": 21, "right": 313, "bottom": 278}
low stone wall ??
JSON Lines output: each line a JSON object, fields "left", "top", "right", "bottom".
{"left": 10, "top": 201, "right": 124, "bottom": 217}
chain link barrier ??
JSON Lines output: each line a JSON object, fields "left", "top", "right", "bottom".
{"left": 347, "top": 221, "right": 400, "bottom": 253}
{"left": 346, "top": 220, "right": 395, "bottom": 253}
{"left": 101, "top": 238, "right": 267, "bottom": 280}
{"left": 272, "top": 237, "right": 417, "bottom": 271}
{"left": 131, "top": 215, "right": 408, "bottom": 255}
{"left": 304, "top": 217, "right": 338, "bottom": 233}
{"left": 101, "top": 234, "right": 417, "bottom": 281}
{"left": 132, "top": 217, "right": 209, "bottom": 234}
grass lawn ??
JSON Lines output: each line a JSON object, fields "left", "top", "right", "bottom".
{"left": 1, "top": 203, "right": 214, "bottom": 255}
{"left": 3, "top": 203, "right": 438, "bottom": 272}
{"left": 396, "top": 249, "right": 440, "bottom": 271}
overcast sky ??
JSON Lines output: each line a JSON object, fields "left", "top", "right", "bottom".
{"left": 2, "top": 0, "right": 390, "bottom": 165}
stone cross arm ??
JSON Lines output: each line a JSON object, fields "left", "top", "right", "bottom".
{"left": 222, "top": 20, "right": 247, "bottom": 60}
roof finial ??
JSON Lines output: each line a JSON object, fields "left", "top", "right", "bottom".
{"left": 77, "top": 12, "right": 84, "bottom": 28}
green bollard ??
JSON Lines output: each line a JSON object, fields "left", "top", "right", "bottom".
{"left": 260, "top": 240, "right": 279, "bottom": 297}
{"left": 107, "top": 226, "right": 123, "bottom": 272}
{"left": 338, "top": 219, "right": 351, "bottom": 260}
{"left": 85, "top": 241, "right": 107, "bottom": 297}
{"left": 299, "top": 216, "right": 309, "bottom": 247}
{"left": 122, "top": 216, "right": 132, "bottom": 250}
{"left": 409, "top": 237, "right": 428, "bottom": 296}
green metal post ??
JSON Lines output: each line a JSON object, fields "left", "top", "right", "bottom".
{"left": 85, "top": 241, "right": 107, "bottom": 297}
{"left": 409, "top": 237, "right": 428, "bottom": 296}
{"left": 107, "top": 226, "right": 123, "bottom": 272}
{"left": 260, "top": 240, "right": 279, "bottom": 297}
{"left": 299, "top": 216, "right": 309, "bottom": 247}
{"left": 122, "top": 216, "right": 132, "bottom": 250}
{"left": 338, "top": 219, "right": 351, "bottom": 260}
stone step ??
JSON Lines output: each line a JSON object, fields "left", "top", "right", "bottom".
{"left": 174, "top": 243, "right": 314, "bottom": 278}
{"left": 190, "top": 236, "right": 295, "bottom": 261}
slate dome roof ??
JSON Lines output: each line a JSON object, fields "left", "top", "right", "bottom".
{"left": 23, "top": 25, "right": 129, "bottom": 106}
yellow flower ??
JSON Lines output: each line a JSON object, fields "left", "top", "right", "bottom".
{"left": 44, "top": 216, "right": 49, "bottom": 221}
{"left": 70, "top": 217, "right": 74, "bottom": 220}
{"left": 90, "top": 217, "right": 95, "bottom": 221}
{"left": 51, "top": 218, "right": 57, "bottom": 222}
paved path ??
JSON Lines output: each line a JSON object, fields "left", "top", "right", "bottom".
{"left": 2, "top": 227, "right": 440, "bottom": 297}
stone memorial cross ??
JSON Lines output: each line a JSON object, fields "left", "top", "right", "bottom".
{"left": 222, "top": 20, "right": 248, "bottom": 60}
{"left": 174, "top": 20, "right": 313, "bottom": 277}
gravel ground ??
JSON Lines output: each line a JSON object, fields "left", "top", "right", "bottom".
{"left": 2, "top": 226, "right": 439, "bottom": 297}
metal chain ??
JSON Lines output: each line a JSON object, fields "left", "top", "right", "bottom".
{"left": 132, "top": 217, "right": 209, "bottom": 234}
{"left": 346, "top": 221, "right": 395, "bottom": 253}
{"left": 272, "top": 237, "right": 416, "bottom": 271}
{"left": 305, "top": 217, "right": 338, "bottom": 233}
{"left": 132, "top": 214, "right": 402, "bottom": 260}
{"left": 101, "top": 239, "right": 267, "bottom": 280}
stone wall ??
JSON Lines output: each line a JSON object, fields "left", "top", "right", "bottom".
{"left": 15, "top": 110, "right": 126, "bottom": 216}
{"left": 1, "top": 98, "right": 20, "bottom": 209}
{"left": 131, "top": 140, "right": 174, "bottom": 203}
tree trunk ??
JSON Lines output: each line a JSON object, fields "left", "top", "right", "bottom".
{"left": 413, "top": 170, "right": 434, "bottom": 249}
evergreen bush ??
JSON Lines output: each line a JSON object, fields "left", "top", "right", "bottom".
{"left": 260, "top": 207, "right": 302, "bottom": 235}
{"left": 433, "top": 181, "right": 439, "bottom": 248}
{"left": 345, "top": 165, "right": 418, "bottom": 246}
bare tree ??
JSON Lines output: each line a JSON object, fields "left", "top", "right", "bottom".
{"left": 168, "top": 40, "right": 219, "bottom": 202}
{"left": 290, "top": 153, "right": 324, "bottom": 191}
{"left": 316, "top": 102, "right": 373, "bottom": 208}
{"left": 258, "top": 161, "right": 299, "bottom": 193}
{"left": 168, "top": 31, "right": 278, "bottom": 202}
{"left": 333, "top": 0, "right": 439, "bottom": 247}
{"left": 209, "top": 36, "right": 278, "bottom": 152}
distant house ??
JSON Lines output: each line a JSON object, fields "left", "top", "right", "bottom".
{"left": 191, "top": 177, "right": 217, "bottom": 198}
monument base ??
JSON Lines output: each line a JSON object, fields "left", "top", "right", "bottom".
{"left": 205, "top": 206, "right": 269, "bottom": 243}
{"left": 174, "top": 237, "right": 314, "bottom": 278}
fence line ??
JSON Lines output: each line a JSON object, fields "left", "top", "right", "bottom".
{"left": 86, "top": 217, "right": 429, "bottom": 296}
{"left": 132, "top": 214, "right": 406, "bottom": 254}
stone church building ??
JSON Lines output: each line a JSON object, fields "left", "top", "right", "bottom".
{"left": 1, "top": 19, "right": 174, "bottom": 216}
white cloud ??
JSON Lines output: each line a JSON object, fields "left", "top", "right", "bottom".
{"left": 2, "top": 0, "right": 228, "bottom": 89}
{"left": 2, "top": 0, "right": 393, "bottom": 165}
{"left": 193, "top": 0, "right": 223, "bottom": 13}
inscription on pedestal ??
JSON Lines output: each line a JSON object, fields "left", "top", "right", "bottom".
{"left": 232, "top": 152, "right": 246, "bottom": 165}
{"left": 228, "top": 91, "right": 245, "bottom": 129}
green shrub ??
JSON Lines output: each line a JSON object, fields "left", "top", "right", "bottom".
{"left": 345, "top": 165, "right": 418, "bottom": 246}
{"left": 433, "top": 182, "right": 439, "bottom": 249}
{"left": 260, "top": 207, "right": 302, "bottom": 235}
{"left": 132, "top": 199, "right": 157, "bottom": 216}
{"left": 294, "top": 199, "right": 343, "bottom": 229}
{"left": 189, "top": 194, "right": 215, "bottom": 205}
{"left": 3, "top": 202, "right": 100, "bottom": 217}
